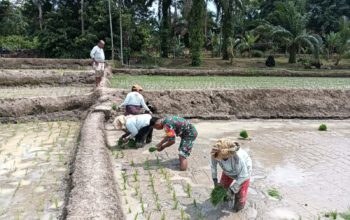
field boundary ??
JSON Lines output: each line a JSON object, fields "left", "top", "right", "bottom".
{"left": 112, "top": 67, "right": 350, "bottom": 77}
{"left": 0, "top": 58, "right": 92, "bottom": 69}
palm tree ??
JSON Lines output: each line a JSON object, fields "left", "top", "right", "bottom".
{"left": 334, "top": 16, "right": 350, "bottom": 65}
{"left": 236, "top": 31, "right": 259, "bottom": 57}
{"left": 259, "top": 1, "right": 321, "bottom": 63}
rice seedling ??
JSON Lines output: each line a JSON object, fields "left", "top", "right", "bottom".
{"left": 210, "top": 185, "right": 227, "bottom": 206}
{"left": 161, "top": 212, "right": 166, "bottom": 220}
{"left": 122, "top": 172, "right": 127, "bottom": 190}
{"left": 125, "top": 198, "right": 128, "bottom": 205}
{"left": 267, "top": 188, "right": 281, "bottom": 199}
{"left": 180, "top": 208, "right": 185, "bottom": 220}
{"left": 134, "top": 213, "right": 138, "bottom": 220}
{"left": 319, "top": 124, "right": 327, "bottom": 131}
{"left": 185, "top": 183, "right": 192, "bottom": 198}
{"left": 239, "top": 130, "right": 249, "bottom": 139}
{"left": 140, "top": 196, "right": 145, "bottom": 213}
{"left": 173, "top": 200, "right": 179, "bottom": 210}
{"left": 111, "top": 75, "right": 350, "bottom": 90}
{"left": 193, "top": 199, "right": 197, "bottom": 208}
{"left": 156, "top": 200, "right": 161, "bottom": 211}
{"left": 144, "top": 158, "right": 150, "bottom": 170}
{"left": 340, "top": 209, "right": 350, "bottom": 220}
{"left": 128, "top": 207, "right": 131, "bottom": 213}
{"left": 130, "top": 160, "right": 135, "bottom": 167}
{"left": 133, "top": 169, "right": 139, "bottom": 182}
{"left": 54, "top": 197, "right": 59, "bottom": 209}
{"left": 134, "top": 185, "right": 140, "bottom": 197}
{"left": 147, "top": 213, "right": 152, "bottom": 220}
{"left": 325, "top": 210, "right": 338, "bottom": 219}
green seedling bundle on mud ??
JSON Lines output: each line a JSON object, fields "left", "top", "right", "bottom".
{"left": 267, "top": 188, "right": 281, "bottom": 199}
{"left": 112, "top": 104, "right": 117, "bottom": 111}
{"left": 240, "top": 130, "right": 249, "bottom": 139}
{"left": 149, "top": 146, "right": 157, "bottom": 153}
{"left": 319, "top": 124, "right": 327, "bottom": 131}
{"left": 210, "top": 185, "right": 227, "bottom": 206}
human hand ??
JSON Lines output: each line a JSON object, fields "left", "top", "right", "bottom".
{"left": 226, "top": 188, "right": 235, "bottom": 200}
{"left": 156, "top": 143, "right": 163, "bottom": 151}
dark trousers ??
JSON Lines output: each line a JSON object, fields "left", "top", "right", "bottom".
{"left": 135, "top": 125, "right": 153, "bottom": 145}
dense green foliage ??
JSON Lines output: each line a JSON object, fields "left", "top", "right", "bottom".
{"left": 210, "top": 185, "right": 227, "bottom": 206}
{"left": 0, "top": 0, "right": 349, "bottom": 66}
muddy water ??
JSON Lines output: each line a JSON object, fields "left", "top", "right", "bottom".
{"left": 0, "top": 121, "right": 80, "bottom": 220}
{"left": 107, "top": 119, "right": 350, "bottom": 220}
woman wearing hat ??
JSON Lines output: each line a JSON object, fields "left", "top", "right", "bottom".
{"left": 211, "top": 138, "right": 252, "bottom": 212}
{"left": 119, "top": 84, "right": 152, "bottom": 115}
{"left": 113, "top": 114, "right": 153, "bottom": 147}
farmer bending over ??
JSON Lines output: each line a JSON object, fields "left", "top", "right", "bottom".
{"left": 114, "top": 114, "right": 153, "bottom": 148}
{"left": 118, "top": 84, "right": 152, "bottom": 115}
{"left": 211, "top": 138, "right": 252, "bottom": 212}
{"left": 150, "top": 116, "right": 198, "bottom": 171}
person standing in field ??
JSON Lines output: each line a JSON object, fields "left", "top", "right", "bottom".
{"left": 211, "top": 138, "right": 252, "bottom": 212}
{"left": 90, "top": 40, "right": 105, "bottom": 88}
{"left": 118, "top": 84, "right": 152, "bottom": 115}
{"left": 150, "top": 116, "right": 198, "bottom": 171}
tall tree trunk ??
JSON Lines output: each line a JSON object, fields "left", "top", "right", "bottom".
{"left": 204, "top": 0, "right": 208, "bottom": 37}
{"left": 288, "top": 44, "right": 297, "bottom": 63}
{"left": 222, "top": 0, "right": 234, "bottom": 60}
{"left": 32, "top": 0, "right": 43, "bottom": 31}
{"left": 189, "top": 0, "right": 205, "bottom": 66}
{"left": 81, "top": 0, "right": 84, "bottom": 35}
{"left": 160, "top": 0, "right": 171, "bottom": 58}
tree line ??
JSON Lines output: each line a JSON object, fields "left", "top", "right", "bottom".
{"left": 0, "top": 0, "right": 350, "bottom": 66}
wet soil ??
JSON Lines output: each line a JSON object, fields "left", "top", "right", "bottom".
{"left": 0, "top": 121, "right": 80, "bottom": 219}
{"left": 0, "top": 69, "right": 95, "bottom": 86}
{"left": 105, "top": 119, "right": 350, "bottom": 220}
{"left": 0, "top": 58, "right": 91, "bottom": 70}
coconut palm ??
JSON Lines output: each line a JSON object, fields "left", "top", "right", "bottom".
{"left": 334, "top": 16, "right": 350, "bottom": 65}
{"left": 259, "top": 1, "right": 321, "bottom": 63}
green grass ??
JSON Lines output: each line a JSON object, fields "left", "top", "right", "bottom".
{"left": 111, "top": 75, "right": 350, "bottom": 90}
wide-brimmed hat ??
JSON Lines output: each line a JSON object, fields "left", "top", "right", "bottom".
{"left": 211, "top": 138, "right": 240, "bottom": 160}
{"left": 113, "top": 115, "right": 126, "bottom": 130}
{"left": 132, "top": 84, "right": 143, "bottom": 91}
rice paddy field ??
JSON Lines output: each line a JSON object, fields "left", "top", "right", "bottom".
{"left": 0, "top": 86, "right": 91, "bottom": 99}
{"left": 0, "top": 121, "right": 80, "bottom": 219}
{"left": 111, "top": 75, "right": 350, "bottom": 90}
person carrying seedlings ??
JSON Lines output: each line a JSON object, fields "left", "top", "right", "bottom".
{"left": 90, "top": 40, "right": 105, "bottom": 88}
{"left": 118, "top": 84, "right": 152, "bottom": 115}
{"left": 211, "top": 138, "right": 252, "bottom": 212}
{"left": 150, "top": 116, "right": 198, "bottom": 171}
{"left": 114, "top": 114, "right": 153, "bottom": 148}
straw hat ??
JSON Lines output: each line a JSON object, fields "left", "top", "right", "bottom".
{"left": 211, "top": 138, "right": 240, "bottom": 160}
{"left": 132, "top": 84, "right": 143, "bottom": 91}
{"left": 113, "top": 115, "right": 127, "bottom": 130}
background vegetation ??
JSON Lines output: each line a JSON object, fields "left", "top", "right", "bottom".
{"left": 0, "top": 0, "right": 349, "bottom": 66}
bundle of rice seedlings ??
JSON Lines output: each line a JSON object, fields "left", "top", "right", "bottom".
{"left": 210, "top": 185, "right": 227, "bottom": 206}
{"left": 149, "top": 147, "right": 157, "bottom": 153}
{"left": 127, "top": 139, "right": 137, "bottom": 148}
{"left": 117, "top": 139, "right": 124, "bottom": 147}
{"left": 240, "top": 130, "right": 249, "bottom": 139}
{"left": 112, "top": 104, "right": 117, "bottom": 111}
{"left": 319, "top": 124, "right": 327, "bottom": 131}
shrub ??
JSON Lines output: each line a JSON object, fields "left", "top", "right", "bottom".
{"left": 0, "top": 35, "right": 39, "bottom": 51}
{"left": 240, "top": 130, "right": 249, "bottom": 139}
{"left": 319, "top": 124, "right": 327, "bottom": 131}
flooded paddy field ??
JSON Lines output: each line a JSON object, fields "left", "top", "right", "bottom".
{"left": 0, "top": 121, "right": 80, "bottom": 219}
{"left": 105, "top": 119, "right": 350, "bottom": 220}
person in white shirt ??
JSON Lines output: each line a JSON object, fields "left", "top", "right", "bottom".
{"left": 90, "top": 40, "right": 105, "bottom": 88}
{"left": 211, "top": 138, "right": 252, "bottom": 212}
{"left": 119, "top": 84, "right": 152, "bottom": 115}
{"left": 114, "top": 114, "right": 153, "bottom": 147}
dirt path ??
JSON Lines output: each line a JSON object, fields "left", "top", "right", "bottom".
{"left": 105, "top": 119, "right": 350, "bottom": 220}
